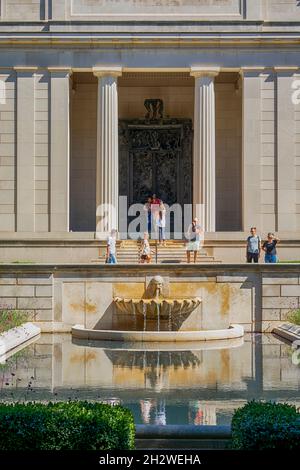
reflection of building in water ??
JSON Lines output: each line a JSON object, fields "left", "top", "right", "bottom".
{"left": 105, "top": 350, "right": 202, "bottom": 390}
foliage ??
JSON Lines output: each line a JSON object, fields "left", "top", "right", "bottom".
{"left": 0, "top": 401, "right": 135, "bottom": 450}
{"left": 287, "top": 308, "right": 300, "bottom": 326}
{"left": 0, "top": 309, "right": 29, "bottom": 334}
{"left": 231, "top": 401, "right": 300, "bottom": 450}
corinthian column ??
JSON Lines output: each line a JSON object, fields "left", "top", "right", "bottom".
{"left": 190, "top": 67, "right": 219, "bottom": 232}
{"left": 93, "top": 66, "right": 122, "bottom": 237}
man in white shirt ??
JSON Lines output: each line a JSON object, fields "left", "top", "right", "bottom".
{"left": 106, "top": 229, "right": 117, "bottom": 264}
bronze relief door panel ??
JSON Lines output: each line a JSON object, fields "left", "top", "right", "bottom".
{"left": 119, "top": 119, "right": 193, "bottom": 231}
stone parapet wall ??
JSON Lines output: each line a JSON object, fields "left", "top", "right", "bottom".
{"left": 0, "top": 272, "right": 53, "bottom": 322}
{"left": 262, "top": 274, "right": 300, "bottom": 329}
{"left": 0, "top": 264, "right": 299, "bottom": 333}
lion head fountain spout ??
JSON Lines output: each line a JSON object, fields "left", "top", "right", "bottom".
{"left": 114, "top": 276, "right": 202, "bottom": 332}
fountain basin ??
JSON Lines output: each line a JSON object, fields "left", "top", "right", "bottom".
{"left": 114, "top": 296, "right": 202, "bottom": 319}
{"left": 72, "top": 324, "right": 244, "bottom": 342}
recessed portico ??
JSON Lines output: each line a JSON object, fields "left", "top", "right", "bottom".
{"left": 70, "top": 68, "right": 242, "bottom": 236}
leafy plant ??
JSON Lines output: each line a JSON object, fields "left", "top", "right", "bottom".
{"left": 0, "top": 401, "right": 135, "bottom": 450}
{"left": 0, "top": 309, "right": 29, "bottom": 334}
{"left": 231, "top": 401, "right": 300, "bottom": 450}
{"left": 287, "top": 308, "right": 300, "bottom": 326}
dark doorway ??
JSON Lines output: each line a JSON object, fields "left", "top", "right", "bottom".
{"left": 119, "top": 118, "right": 193, "bottom": 235}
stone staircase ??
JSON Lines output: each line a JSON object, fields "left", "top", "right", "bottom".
{"left": 94, "top": 240, "right": 220, "bottom": 264}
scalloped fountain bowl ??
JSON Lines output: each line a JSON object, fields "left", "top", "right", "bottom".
{"left": 114, "top": 297, "right": 202, "bottom": 319}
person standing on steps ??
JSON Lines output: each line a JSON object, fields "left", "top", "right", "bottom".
{"left": 186, "top": 218, "right": 203, "bottom": 264}
{"left": 106, "top": 229, "right": 118, "bottom": 264}
{"left": 151, "top": 193, "right": 160, "bottom": 239}
{"left": 246, "top": 227, "right": 261, "bottom": 263}
{"left": 143, "top": 196, "right": 152, "bottom": 235}
{"left": 140, "top": 232, "right": 152, "bottom": 264}
{"left": 262, "top": 232, "right": 280, "bottom": 263}
{"left": 156, "top": 201, "right": 166, "bottom": 246}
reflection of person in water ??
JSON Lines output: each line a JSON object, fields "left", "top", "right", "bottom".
{"left": 140, "top": 399, "right": 153, "bottom": 424}
{"left": 154, "top": 399, "right": 166, "bottom": 426}
{"left": 140, "top": 399, "right": 167, "bottom": 425}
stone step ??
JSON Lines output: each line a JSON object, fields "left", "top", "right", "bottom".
{"left": 117, "top": 250, "right": 209, "bottom": 255}
{"left": 92, "top": 259, "right": 221, "bottom": 264}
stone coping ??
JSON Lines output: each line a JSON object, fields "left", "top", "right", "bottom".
{"left": 273, "top": 323, "right": 300, "bottom": 344}
{"left": 0, "top": 232, "right": 299, "bottom": 241}
{"left": 135, "top": 424, "right": 231, "bottom": 439}
{"left": 71, "top": 324, "right": 244, "bottom": 342}
{"left": 0, "top": 322, "right": 41, "bottom": 358}
{"left": 0, "top": 263, "right": 300, "bottom": 273}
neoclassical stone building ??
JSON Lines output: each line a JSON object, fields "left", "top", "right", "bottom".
{"left": 0, "top": 0, "right": 300, "bottom": 262}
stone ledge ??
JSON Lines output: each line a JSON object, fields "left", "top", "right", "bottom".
{"left": 0, "top": 322, "right": 40, "bottom": 358}
{"left": 72, "top": 323, "right": 244, "bottom": 342}
{"left": 273, "top": 322, "right": 300, "bottom": 343}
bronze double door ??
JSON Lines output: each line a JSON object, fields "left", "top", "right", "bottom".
{"left": 119, "top": 119, "right": 193, "bottom": 231}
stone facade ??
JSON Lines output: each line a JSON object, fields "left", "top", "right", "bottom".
{"left": 0, "top": 0, "right": 300, "bottom": 261}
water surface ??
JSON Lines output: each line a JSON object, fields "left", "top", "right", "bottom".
{"left": 0, "top": 333, "right": 299, "bottom": 425}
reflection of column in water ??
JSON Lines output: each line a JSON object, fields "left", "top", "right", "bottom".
{"left": 132, "top": 303, "right": 137, "bottom": 330}
{"left": 143, "top": 350, "right": 147, "bottom": 387}
{"left": 143, "top": 303, "right": 147, "bottom": 331}
{"left": 155, "top": 398, "right": 166, "bottom": 426}
{"left": 168, "top": 303, "right": 172, "bottom": 331}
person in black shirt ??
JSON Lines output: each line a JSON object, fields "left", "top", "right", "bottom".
{"left": 262, "top": 232, "right": 280, "bottom": 263}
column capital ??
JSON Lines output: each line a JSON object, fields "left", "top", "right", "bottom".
{"left": 190, "top": 66, "right": 220, "bottom": 78}
{"left": 93, "top": 66, "right": 122, "bottom": 78}
{"left": 47, "top": 67, "right": 72, "bottom": 76}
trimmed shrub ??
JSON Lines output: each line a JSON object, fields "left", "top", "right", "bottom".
{"left": 232, "top": 401, "right": 300, "bottom": 450}
{"left": 0, "top": 401, "right": 135, "bottom": 450}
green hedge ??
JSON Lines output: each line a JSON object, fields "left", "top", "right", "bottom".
{"left": 0, "top": 401, "right": 135, "bottom": 450}
{"left": 232, "top": 401, "right": 300, "bottom": 450}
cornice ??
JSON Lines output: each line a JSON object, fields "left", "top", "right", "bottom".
{"left": 1, "top": 32, "right": 300, "bottom": 47}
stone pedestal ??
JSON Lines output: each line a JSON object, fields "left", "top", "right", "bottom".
{"left": 93, "top": 67, "right": 122, "bottom": 237}
{"left": 191, "top": 67, "right": 219, "bottom": 232}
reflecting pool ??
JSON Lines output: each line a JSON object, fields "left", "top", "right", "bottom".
{"left": 0, "top": 333, "right": 299, "bottom": 425}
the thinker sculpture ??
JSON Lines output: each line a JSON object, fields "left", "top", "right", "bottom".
{"left": 144, "top": 98, "right": 164, "bottom": 119}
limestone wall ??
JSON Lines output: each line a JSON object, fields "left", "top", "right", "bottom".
{"left": 0, "top": 271, "right": 53, "bottom": 322}
{"left": 1, "top": 1, "right": 299, "bottom": 23}
{"left": 0, "top": 70, "right": 15, "bottom": 231}
{"left": 0, "top": 68, "right": 69, "bottom": 233}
